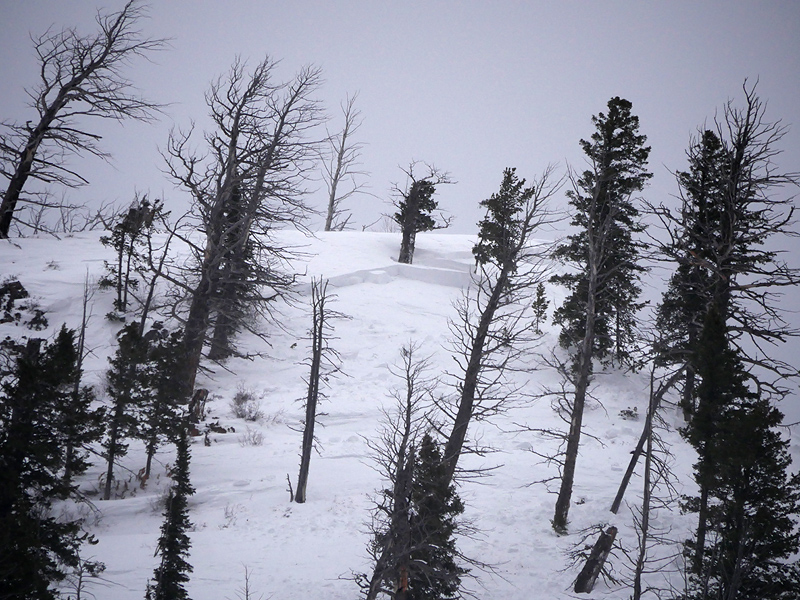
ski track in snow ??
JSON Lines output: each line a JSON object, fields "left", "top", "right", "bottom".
{"left": 2, "top": 230, "right": 798, "bottom": 599}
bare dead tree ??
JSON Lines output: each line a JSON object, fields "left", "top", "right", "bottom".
{"left": 440, "top": 166, "right": 561, "bottom": 485}
{"left": 323, "top": 93, "right": 368, "bottom": 231}
{"left": 0, "top": 0, "right": 166, "bottom": 238}
{"left": 627, "top": 368, "right": 680, "bottom": 600}
{"left": 392, "top": 162, "right": 453, "bottom": 264}
{"left": 295, "top": 277, "right": 346, "bottom": 504}
{"left": 162, "top": 56, "right": 324, "bottom": 394}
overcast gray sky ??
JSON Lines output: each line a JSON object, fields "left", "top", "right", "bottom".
{"left": 1, "top": 0, "right": 798, "bottom": 234}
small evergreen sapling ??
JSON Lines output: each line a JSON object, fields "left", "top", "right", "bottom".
{"left": 147, "top": 427, "right": 195, "bottom": 600}
{"left": 532, "top": 282, "right": 548, "bottom": 334}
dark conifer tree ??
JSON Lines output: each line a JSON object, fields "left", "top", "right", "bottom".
{"left": 139, "top": 323, "right": 186, "bottom": 479}
{"left": 550, "top": 97, "right": 650, "bottom": 533}
{"left": 552, "top": 96, "right": 651, "bottom": 365}
{"left": 103, "top": 322, "right": 150, "bottom": 500}
{"left": 654, "top": 130, "right": 728, "bottom": 416}
{"left": 393, "top": 164, "right": 452, "bottom": 264}
{"left": 99, "top": 196, "right": 160, "bottom": 317}
{"left": 406, "top": 433, "right": 466, "bottom": 600}
{"left": 472, "top": 167, "right": 532, "bottom": 273}
{"left": 148, "top": 427, "right": 194, "bottom": 600}
{"left": 682, "top": 305, "right": 800, "bottom": 599}
{"left": 0, "top": 327, "right": 101, "bottom": 599}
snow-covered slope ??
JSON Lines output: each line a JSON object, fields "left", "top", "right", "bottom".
{"left": 0, "top": 230, "right": 779, "bottom": 599}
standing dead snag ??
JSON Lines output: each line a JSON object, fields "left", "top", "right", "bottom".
{"left": 163, "top": 57, "right": 324, "bottom": 395}
{"left": 323, "top": 93, "right": 368, "bottom": 231}
{"left": 0, "top": 0, "right": 165, "bottom": 238}
{"left": 295, "top": 278, "right": 345, "bottom": 504}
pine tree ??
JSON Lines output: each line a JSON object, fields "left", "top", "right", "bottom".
{"left": 139, "top": 323, "right": 186, "bottom": 479}
{"left": 654, "top": 130, "right": 728, "bottom": 416}
{"left": 99, "top": 196, "right": 160, "bottom": 318}
{"left": 552, "top": 96, "right": 651, "bottom": 366}
{"left": 103, "top": 322, "right": 150, "bottom": 500}
{"left": 682, "top": 305, "right": 800, "bottom": 599}
{"left": 532, "top": 282, "right": 548, "bottom": 334}
{"left": 149, "top": 428, "right": 194, "bottom": 600}
{"left": 406, "top": 433, "right": 466, "bottom": 600}
{"left": 550, "top": 97, "right": 651, "bottom": 533}
{"left": 0, "top": 327, "right": 101, "bottom": 599}
{"left": 393, "top": 163, "right": 452, "bottom": 264}
{"left": 473, "top": 167, "right": 533, "bottom": 272}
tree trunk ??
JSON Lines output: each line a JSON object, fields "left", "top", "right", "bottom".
{"left": 398, "top": 228, "right": 416, "bottom": 264}
{"left": 103, "top": 410, "right": 121, "bottom": 501}
{"left": 553, "top": 279, "right": 596, "bottom": 532}
{"left": 180, "top": 250, "right": 218, "bottom": 397}
{"left": 0, "top": 124, "right": 49, "bottom": 237}
{"left": 574, "top": 526, "right": 617, "bottom": 593}
{"left": 442, "top": 267, "right": 510, "bottom": 485}
{"left": 295, "top": 279, "right": 326, "bottom": 504}
{"left": 632, "top": 375, "right": 656, "bottom": 600}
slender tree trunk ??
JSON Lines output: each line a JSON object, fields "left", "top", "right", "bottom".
{"left": 632, "top": 375, "right": 656, "bottom": 600}
{"left": 296, "top": 280, "right": 326, "bottom": 503}
{"left": 442, "top": 266, "right": 510, "bottom": 485}
{"left": 553, "top": 249, "right": 598, "bottom": 533}
{"left": 103, "top": 412, "right": 121, "bottom": 501}
{"left": 694, "top": 481, "right": 710, "bottom": 574}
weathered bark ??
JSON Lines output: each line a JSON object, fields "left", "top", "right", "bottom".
{"left": 574, "top": 526, "right": 618, "bottom": 593}
{"left": 295, "top": 279, "right": 328, "bottom": 504}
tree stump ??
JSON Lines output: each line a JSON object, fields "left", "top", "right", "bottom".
{"left": 574, "top": 526, "right": 618, "bottom": 593}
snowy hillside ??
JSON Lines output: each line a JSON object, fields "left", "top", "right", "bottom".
{"left": 3, "top": 230, "right": 791, "bottom": 600}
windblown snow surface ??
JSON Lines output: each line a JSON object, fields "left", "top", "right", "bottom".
{"left": 2, "top": 231, "right": 798, "bottom": 599}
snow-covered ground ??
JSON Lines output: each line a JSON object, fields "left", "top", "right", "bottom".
{"left": 2, "top": 230, "right": 796, "bottom": 599}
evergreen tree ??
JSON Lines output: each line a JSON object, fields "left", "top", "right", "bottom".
{"left": 552, "top": 96, "right": 651, "bottom": 366}
{"left": 99, "top": 196, "right": 160, "bottom": 318}
{"left": 406, "top": 433, "right": 466, "bottom": 600}
{"left": 550, "top": 97, "right": 650, "bottom": 533}
{"left": 103, "top": 322, "right": 150, "bottom": 500}
{"left": 682, "top": 305, "right": 800, "bottom": 599}
{"left": 654, "top": 130, "right": 728, "bottom": 416}
{"left": 139, "top": 323, "right": 186, "bottom": 479}
{"left": 473, "top": 167, "right": 533, "bottom": 273}
{"left": 393, "top": 163, "right": 452, "bottom": 264}
{"left": 0, "top": 327, "right": 101, "bottom": 599}
{"left": 654, "top": 85, "right": 800, "bottom": 415}
{"left": 532, "top": 282, "right": 548, "bottom": 334}
{"left": 148, "top": 428, "right": 194, "bottom": 600}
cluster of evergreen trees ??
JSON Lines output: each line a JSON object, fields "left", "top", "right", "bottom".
{"left": 548, "top": 86, "right": 800, "bottom": 597}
